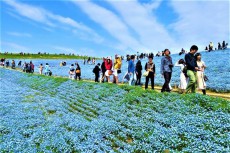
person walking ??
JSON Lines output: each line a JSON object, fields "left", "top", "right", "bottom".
{"left": 75, "top": 63, "right": 81, "bottom": 80}
{"left": 145, "top": 55, "right": 155, "bottom": 90}
{"left": 135, "top": 60, "right": 142, "bottom": 86}
{"left": 175, "top": 59, "right": 188, "bottom": 93}
{"left": 161, "top": 49, "right": 173, "bottom": 92}
{"left": 104, "top": 58, "right": 113, "bottom": 83}
{"left": 128, "top": 55, "right": 135, "bottom": 86}
{"left": 93, "top": 63, "right": 101, "bottom": 82}
{"left": 69, "top": 64, "right": 75, "bottom": 80}
{"left": 195, "top": 53, "right": 207, "bottom": 95}
{"left": 100, "top": 58, "right": 107, "bottom": 83}
{"left": 39, "top": 64, "right": 43, "bottom": 74}
{"left": 185, "top": 45, "right": 199, "bottom": 93}
{"left": 113, "top": 55, "right": 122, "bottom": 84}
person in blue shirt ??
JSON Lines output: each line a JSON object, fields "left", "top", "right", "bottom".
{"left": 161, "top": 49, "right": 173, "bottom": 92}
{"left": 128, "top": 55, "right": 135, "bottom": 86}
{"left": 185, "top": 45, "right": 199, "bottom": 93}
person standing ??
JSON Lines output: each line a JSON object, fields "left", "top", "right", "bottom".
{"left": 145, "top": 55, "right": 155, "bottom": 90}
{"left": 100, "top": 58, "right": 107, "bottom": 83}
{"left": 44, "top": 63, "right": 51, "bottom": 76}
{"left": 135, "top": 60, "right": 142, "bottom": 86}
{"left": 128, "top": 55, "right": 135, "bottom": 86}
{"left": 185, "top": 45, "right": 199, "bottom": 93}
{"left": 113, "top": 55, "right": 122, "bottom": 84}
{"left": 30, "top": 61, "right": 34, "bottom": 73}
{"left": 93, "top": 63, "right": 101, "bottom": 82}
{"left": 11, "top": 60, "right": 15, "bottom": 69}
{"left": 161, "top": 49, "right": 173, "bottom": 92}
{"left": 75, "top": 63, "right": 81, "bottom": 80}
{"left": 104, "top": 58, "right": 113, "bottom": 83}
{"left": 175, "top": 59, "right": 188, "bottom": 93}
{"left": 39, "top": 64, "right": 43, "bottom": 74}
{"left": 69, "top": 64, "right": 75, "bottom": 80}
{"left": 195, "top": 53, "right": 207, "bottom": 95}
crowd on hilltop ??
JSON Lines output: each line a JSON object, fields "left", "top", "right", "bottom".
{"left": 205, "top": 40, "right": 228, "bottom": 51}
{"left": 1, "top": 44, "right": 211, "bottom": 95}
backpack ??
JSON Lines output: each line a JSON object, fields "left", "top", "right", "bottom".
{"left": 93, "top": 67, "right": 96, "bottom": 73}
{"left": 182, "top": 65, "right": 188, "bottom": 77}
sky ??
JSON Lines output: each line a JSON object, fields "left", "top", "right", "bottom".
{"left": 0, "top": 0, "right": 229, "bottom": 57}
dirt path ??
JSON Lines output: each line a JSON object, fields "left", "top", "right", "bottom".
{"left": 2, "top": 67, "right": 230, "bottom": 101}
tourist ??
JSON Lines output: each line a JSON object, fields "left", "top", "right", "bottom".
{"left": 185, "top": 45, "right": 199, "bottom": 93}
{"left": 135, "top": 60, "right": 142, "bottom": 86}
{"left": 100, "top": 58, "right": 107, "bottom": 83}
{"left": 113, "top": 55, "right": 122, "bottom": 84}
{"left": 128, "top": 55, "right": 135, "bottom": 86}
{"left": 75, "top": 63, "right": 81, "bottom": 80}
{"left": 195, "top": 53, "right": 207, "bottom": 95}
{"left": 222, "top": 41, "right": 226, "bottom": 49}
{"left": 44, "top": 63, "right": 52, "bottom": 76}
{"left": 39, "top": 64, "right": 43, "bottom": 74}
{"left": 69, "top": 64, "right": 75, "bottom": 80}
{"left": 18, "top": 61, "right": 22, "bottom": 67}
{"left": 104, "top": 58, "right": 113, "bottom": 83}
{"left": 93, "top": 63, "right": 101, "bottom": 82}
{"left": 218, "top": 42, "right": 221, "bottom": 50}
{"left": 175, "top": 59, "right": 188, "bottom": 94}
{"left": 161, "top": 49, "right": 173, "bottom": 92}
{"left": 145, "top": 55, "right": 155, "bottom": 90}
{"left": 6, "top": 60, "right": 9, "bottom": 67}
{"left": 11, "top": 60, "right": 15, "bottom": 69}
{"left": 30, "top": 61, "right": 34, "bottom": 73}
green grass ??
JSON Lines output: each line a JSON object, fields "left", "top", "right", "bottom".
{"left": 0, "top": 53, "right": 100, "bottom": 59}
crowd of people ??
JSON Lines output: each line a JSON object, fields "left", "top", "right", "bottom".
{"left": 205, "top": 40, "right": 228, "bottom": 51}
{"left": 0, "top": 44, "right": 211, "bottom": 95}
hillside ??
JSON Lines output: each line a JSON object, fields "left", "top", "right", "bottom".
{"left": 0, "top": 68, "right": 229, "bottom": 152}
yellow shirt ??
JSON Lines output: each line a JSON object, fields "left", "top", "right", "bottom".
{"left": 114, "top": 58, "right": 122, "bottom": 69}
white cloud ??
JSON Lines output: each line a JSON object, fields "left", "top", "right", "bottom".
{"left": 7, "top": 32, "right": 32, "bottom": 37}
{"left": 169, "top": 0, "right": 229, "bottom": 50}
{"left": 1, "top": 42, "right": 29, "bottom": 51}
{"left": 106, "top": 0, "right": 176, "bottom": 51}
{"left": 72, "top": 0, "right": 144, "bottom": 52}
{"left": 3, "top": 0, "right": 103, "bottom": 44}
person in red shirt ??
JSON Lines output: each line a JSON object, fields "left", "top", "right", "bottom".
{"left": 104, "top": 57, "right": 113, "bottom": 82}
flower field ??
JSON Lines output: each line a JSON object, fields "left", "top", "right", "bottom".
{"left": 9, "top": 49, "right": 230, "bottom": 93}
{"left": 0, "top": 68, "right": 229, "bottom": 152}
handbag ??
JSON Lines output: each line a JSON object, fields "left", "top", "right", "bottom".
{"left": 124, "top": 73, "right": 130, "bottom": 81}
{"left": 143, "top": 71, "right": 149, "bottom": 77}
{"left": 108, "top": 70, "right": 113, "bottom": 75}
{"left": 204, "top": 75, "right": 208, "bottom": 81}
{"left": 76, "top": 70, "right": 81, "bottom": 73}
{"left": 117, "top": 69, "right": 121, "bottom": 74}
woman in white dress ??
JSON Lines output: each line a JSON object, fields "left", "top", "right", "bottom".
{"left": 195, "top": 53, "right": 207, "bottom": 95}
{"left": 175, "top": 59, "right": 188, "bottom": 93}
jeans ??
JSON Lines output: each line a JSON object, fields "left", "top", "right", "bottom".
{"left": 135, "top": 72, "right": 142, "bottom": 85}
{"left": 129, "top": 73, "right": 134, "bottom": 86}
{"left": 145, "top": 72, "right": 154, "bottom": 89}
{"left": 161, "top": 72, "right": 172, "bottom": 92}
{"left": 186, "top": 70, "right": 197, "bottom": 93}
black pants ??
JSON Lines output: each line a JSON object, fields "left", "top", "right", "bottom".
{"left": 95, "top": 73, "right": 99, "bottom": 82}
{"left": 145, "top": 73, "right": 154, "bottom": 89}
{"left": 75, "top": 73, "right": 81, "bottom": 80}
{"left": 161, "top": 72, "right": 172, "bottom": 92}
{"left": 135, "top": 73, "right": 142, "bottom": 85}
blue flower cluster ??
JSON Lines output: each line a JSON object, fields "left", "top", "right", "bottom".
{"left": 0, "top": 68, "right": 229, "bottom": 152}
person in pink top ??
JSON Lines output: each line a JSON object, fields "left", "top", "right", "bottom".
{"left": 104, "top": 57, "right": 113, "bottom": 82}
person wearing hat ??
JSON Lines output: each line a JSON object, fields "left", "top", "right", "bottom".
{"left": 128, "top": 55, "right": 135, "bottom": 86}
{"left": 93, "top": 63, "right": 101, "bottom": 82}
{"left": 161, "top": 49, "right": 173, "bottom": 92}
{"left": 144, "top": 55, "right": 155, "bottom": 89}
{"left": 113, "top": 54, "right": 122, "bottom": 84}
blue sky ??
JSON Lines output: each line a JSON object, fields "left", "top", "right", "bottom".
{"left": 1, "top": 0, "right": 229, "bottom": 57}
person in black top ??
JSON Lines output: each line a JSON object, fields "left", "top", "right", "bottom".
{"left": 145, "top": 55, "right": 155, "bottom": 90}
{"left": 185, "top": 45, "right": 199, "bottom": 93}
{"left": 93, "top": 63, "right": 101, "bottom": 82}
{"left": 100, "top": 58, "right": 107, "bottom": 83}
{"left": 75, "top": 63, "right": 81, "bottom": 80}
{"left": 135, "top": 60, "right": 142, "bottom": 85}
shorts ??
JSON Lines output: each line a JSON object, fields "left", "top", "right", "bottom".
{"left": 113, "top": 69, "right": 118, "bottom": 77}
{"left": 105, "top": 70, "right": 113, "bottom": 76}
